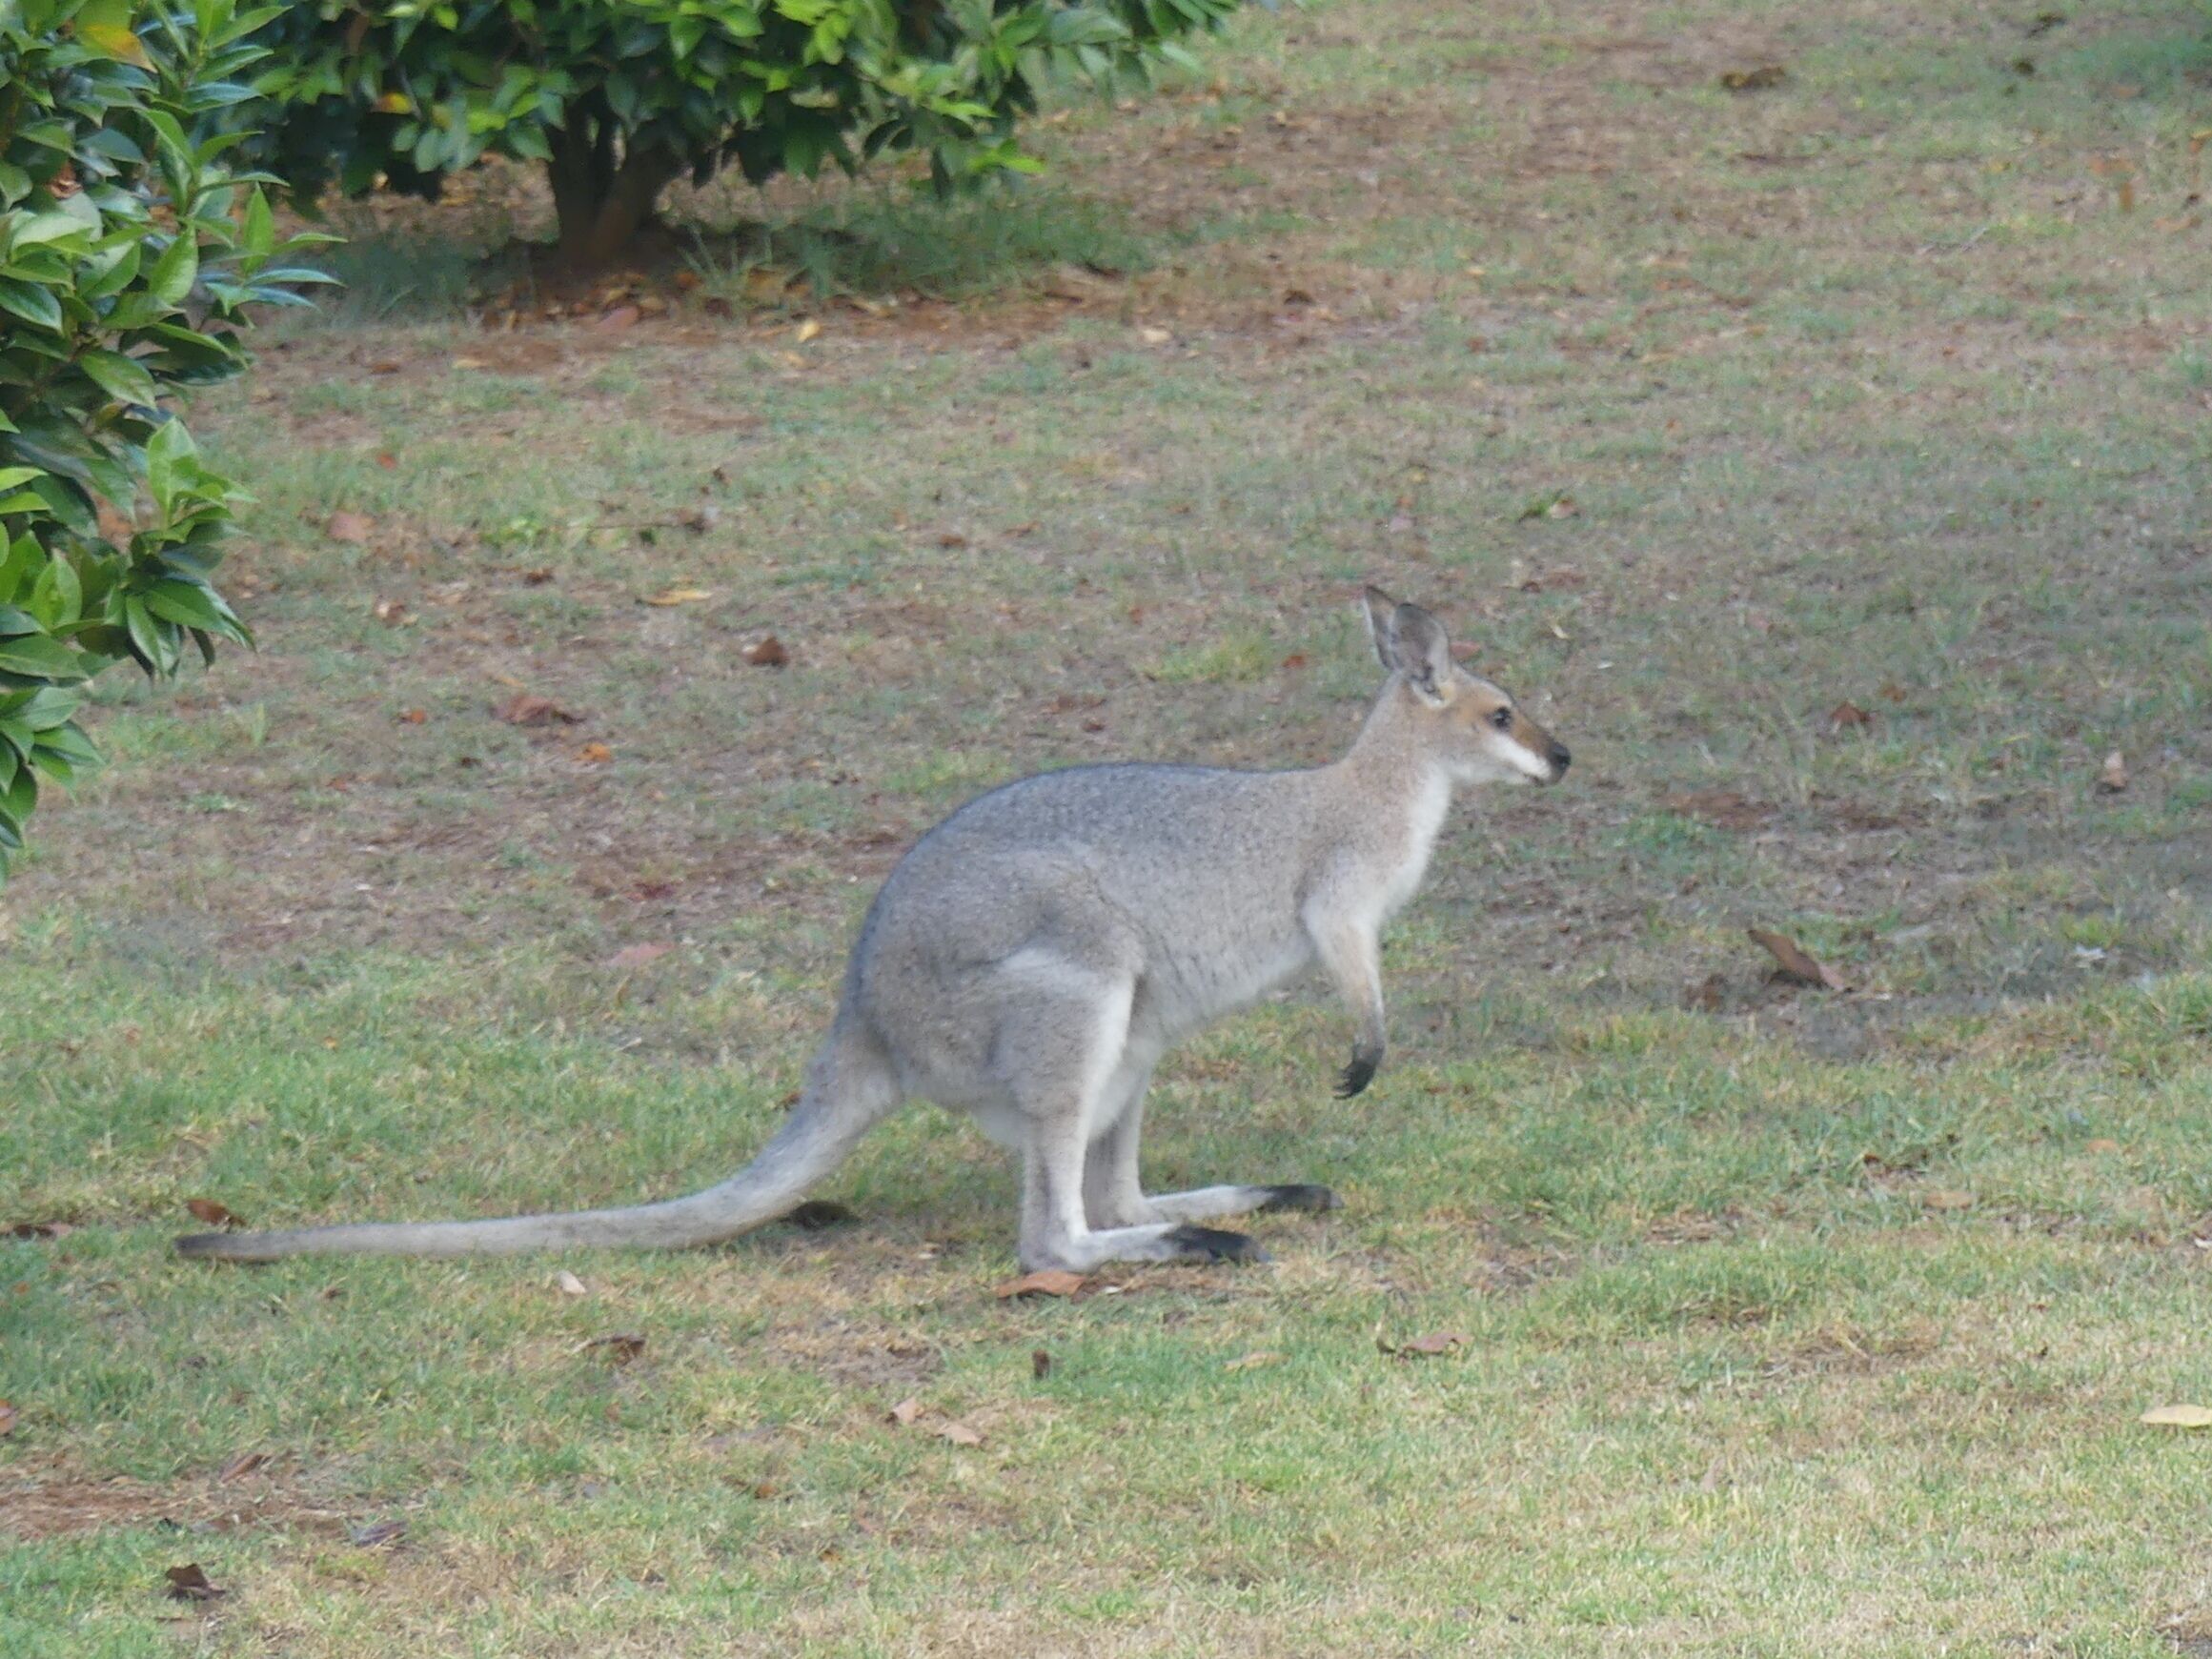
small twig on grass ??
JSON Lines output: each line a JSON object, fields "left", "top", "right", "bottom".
{"left": 1918, "top": 221, "right": 1995, "bottom": 257}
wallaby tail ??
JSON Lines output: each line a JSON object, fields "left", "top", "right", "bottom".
{"left": 175, "top": 1029, "right": 899, "bottom": 1263}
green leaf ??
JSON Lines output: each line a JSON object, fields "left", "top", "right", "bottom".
{"left": 0, "top": 633, "right": 91, "bottom": 681}
{"left": 75, "top": 349, "right": 161, "bottom": 408}
{"left": 146, "top": 233, "right": 200, "bottom": 310}
{"left": 140, "top": 577, "right": 228, "bottom": 631}
{"left": 0, "top": 277, "right": 65, "bottom": 333}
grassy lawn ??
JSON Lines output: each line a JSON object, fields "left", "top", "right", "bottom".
{"left": 7, "top": 0, "right": 2212, "bottom": 1651}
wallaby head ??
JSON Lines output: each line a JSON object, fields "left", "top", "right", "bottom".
{"left": 1361, "top": 586, "right": 1571, "bottom": 787}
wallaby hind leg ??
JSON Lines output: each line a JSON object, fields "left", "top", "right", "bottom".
{"left": 1082, "top": 1076, "right": 1339, "bottom": 1230}
{"left": 1007, "top": 981, "right": 1265, "bottom": 1272}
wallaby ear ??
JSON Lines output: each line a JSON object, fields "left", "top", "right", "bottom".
{"left": 1387, "top": 601, "right": 1453, "bottom": 704}
{"left": 1360, "top": 586, "right": 1400, "bottom": 673}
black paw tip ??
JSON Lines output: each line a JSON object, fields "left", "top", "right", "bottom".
{"left": 784, "top": 1200, "right": 859, "bottom": 1230}
{"left": 1334, "top": 1053, "right": 1378, "bottom": 1098}
{"left": 1165, "top": 1224, "right": 1270, "bottom": 1264}
{"left": 1258, "top": 1184, "right": 1341, "bottom": 1214}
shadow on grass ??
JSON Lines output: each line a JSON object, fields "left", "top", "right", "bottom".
{"left": 295, "top": 180, "right": 1159, "bottom": 327}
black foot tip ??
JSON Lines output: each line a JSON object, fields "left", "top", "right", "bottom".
{"left": 1334, "top": 1053, "right": 1378, "bottom": 1098}
{"left": 1257, "top": 1184, "right": 1342, "bottom": 1215}
{"left": 1165, "top": 1224, "right": 1270, "bottom": 1264}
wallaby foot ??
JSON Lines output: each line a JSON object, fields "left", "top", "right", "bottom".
{"left": 1020, "top": 1219, "right": 1269, "bottom": 1273}
{"left": 1131, "top": 1183, "right": 1340, "bottom": 1224}
{"left": 1255, "top": 1183, "right": 1342, "bottom": 1214}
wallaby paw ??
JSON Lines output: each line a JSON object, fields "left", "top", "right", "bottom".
{"left": 782, "top": 1200, "right": 859, "bottom": 1230}
{"left": 1256, "top": 1184, "right": 1341, "bottom": 1214}
{"left": 1163, "top": 1224, "right": 1270, "bottom": 1264}
{"left": 1335, "top": 1051, "right": 1379, "bottom": 1098}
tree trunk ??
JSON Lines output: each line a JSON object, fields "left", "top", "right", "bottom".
{"left": 546, "top": 120, "right": 680, "bottom": 270}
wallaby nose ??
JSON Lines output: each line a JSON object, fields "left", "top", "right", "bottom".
{"left": 1547, "top": 740, "right": 1572, "bottom": 778}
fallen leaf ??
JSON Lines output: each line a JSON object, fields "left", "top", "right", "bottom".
{"left": 0, "top": 1402, "right": 16, "bottom": 1436}
{"left": 677, "top": 505, "right": 719, "bottom": 533}
{"left": 935, "top": 1419, "right": 984, "bottom": 1447}
{"left": 642, "top": 587, "right": 713, "bottom": 607}
{"left": 889, "top": 1397, "right": 923, "bottom": 1426}
{"left": 375, "top": 451, "right": 397, "bottom": 471}
{"left": 555, "top": 1270, "right": 588, "bottom": 1297}
{"left": 1719, "top": 63, "right": 1788, "bottom": 91}
{"left": 372, "top": 597, "right": 408, "bottom": 625}
{"left": 935, "top": 532, "right": 969, "bottom": 549}
{"left": 1224, "top": 1350, "right": 1285, "bottom": 1372}
{"left": 496, "top": 694, "right": 579, "bottom": 727}
{"left": 1545, "top": 495, "right": 1578, "bottom": 519}
{"left": 1921, "top": 1189, "right": 1977, "bottom": 1211}
{"left": 1828, "top": 700, "right": 1875, "bottom": 731}
{"left": 451, "top": 355, "right": 488, "bottom": 370}
{"left": 580, "top": 1332, "right": 646, "bottom": 1363}
{"left": 2141, "top": 1404, "right": 2212, "bottom": 1428}
{"left": 1683, "top": 973, "right": 1726, "bottom": 1014}
{"left": 1138, "top": 325, "right": 1172, "bottom": 345}
{"left": 795, "top": 318, "right": 822, "bottom": 344}
{"left": 1747, "top": 927, "right": 1850, "bottom": 991}
{"left": 185, "top": 1198, "right": 244, "bottom": 1229}
{"left": 575, "top": 741, "right": 613, "bottom": 765}
{"left": 350, "top": 1518, "right": 409, "bottom": 1548}
{"left": 784, "top": 1200, "right": 857, "bottom": 1230}
{"left": 1032, "top": 1348, "right": 1052, "bottom": 1379}
{"left": 597, "top": 304, "right": 639, "bottom": 332}
{"left": 742, "top": 636, "right": 788, "bottom": 668}
{"left": 521, "top": 567, "right": 555, "bottom": 585}
{"left": 1664, "top": 789, "right": 1772, "bottom": 831}
{"left": 994, "top": 1269, "right": 1087, "bottom": 1299}
{"left": 2098, "top": 751, "right": 2128, "bottom": 793}
{"left": 2084, "top": 1139, "right": 2122, "bottom": 1155}
{"left": 607, "top": 942, "right": 673, "bottom": 971}
{"left": 396, "top": 708, "right": 428, "bottom": 725}
{"left": 1280, "top": 653, "right": 1309, "bottom": 671}
{"left": 325, "top": 511, "right": 374, "bottom": 544}
{"left": 1381, "top": 1331, "right": 1467, "bottom": 1357}
{"left": 164, "top": 1564, "right": 225, "bottom": 1602}
{"left": 2118, "top": 178, "right": 2136, "bottom": 212}
{"left": 7, "top": 1221, "right": 71, "bottom": 1240}
{"left": 215, "top": 1450, "right": 268, "bottom": 1483}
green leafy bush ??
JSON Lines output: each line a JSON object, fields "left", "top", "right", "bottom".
{"left": 251, "top": 0, "right": 1247, "bottom": 268}
{"left": 0, "top": 0, "right": 326, "bottom": 878}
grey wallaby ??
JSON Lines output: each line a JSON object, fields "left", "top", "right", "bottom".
{"left": 177, "top": 589, "right": 1571, "bottom": 1272}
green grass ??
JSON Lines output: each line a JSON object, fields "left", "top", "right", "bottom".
{"left": 6, "top": 0, "right": 2212, "bottom": 1652}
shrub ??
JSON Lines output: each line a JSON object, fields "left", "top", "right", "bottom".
{"left": 250, "top": 0, "right": 1247, "bottom": 269}
{"left": 0, "top": 0, "right": 326, "bottom": 879}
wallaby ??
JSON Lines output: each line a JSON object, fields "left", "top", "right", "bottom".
{"left": 177, "top": 590, "right": 1570, "bottom": 1272}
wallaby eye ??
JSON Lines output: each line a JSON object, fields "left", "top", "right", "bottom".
{"left": 1489, "top": 706, "right": 1513, "bottom": 731}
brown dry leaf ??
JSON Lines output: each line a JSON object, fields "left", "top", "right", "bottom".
{"left": 2099, "top": 751, "right": 2128, "bottom": 793}
{"left": 935, "top": 1419, "right": 984, "bottom": 1447}
{"left": 350, "top": 1518, "right": 408, "bottom": 1548}
{"left": 742, "top": 636, "right": 788, "bottom": 668}
{"left": 2118, "top": 177, "right": 2136, "bottom": 213}
{"left": 1382, "top": 1331, "right": 1467, "bottom": 1357}
{"left": 555, "top": 1270, "right": 588, "bottom": 1297}
{"left": 396, "top": 708, "right": 428, "bottom": 725}
{"left": 889, "top": 1397, "right": 923, "bottom": 1426}
{"left": 607, "top": 942, "right": 673, "bottom": 971}
{"left": 994, "top": 1269, "right": 1086, "bottom": 1299}
{"left": 575, "top": 741, "right": 613, "bottom": 765}
{"left": 372, "top": 597, "right": 408, "bottom": 625}
{"left": 0, "top": 1401, "right": 16, "bottom": 1436}
{"left": 1032, "top": 1348, "right": 1052, "bottom": 1379}
{"left": 597, "top": 304, "right": 639, "bottom": 331}
{"left": 375, "top": 451, "right": 397, "bottom": 471}
{"left": 185, "top": 1198, "right": 243, "bottom": 1229}
{"left": 642, "top": 587, "right": 713, "bottom": 607}
{"left": 1664, "top": 790, "right": 1772, "bottom": 832}
{"left": 325, "top": 511, "right": 374, "bottom": 544}
{"left": 164, "top": 1564, "right": 225, "bottom": 1602}
{"left": 1829, "top": 700, "right": 1875, "bottom": 731}
{"left": 2141, "top": 1404, "right": 2212, "bottom": 1428}
{"left": 215, "top": 1450, "right": 268, "bottom": 1483}
{"left": 1747, "top": 927, "right": 1850, "bottom": 991}
{"left": 1280, "top": 653, "right": 1309, "bottom": 671}
{"left": 1545, "top": 496, "right": 1578, "bottom": 519}
{"left": 496, "top": 694, "right": 579, "bottom": 727}
{"left": 8, "top": 1221, "right": 71, "bottom": 1240}
{"left": 935, "top": 532, "right": 969, "bottom": 549}
{"left": 1683, "top": 973, "right": 1726, "bottom": 1014}
{"left": 1922, "top": 1190, "right": 1977, "bottom": 1211}
{"left": 521, "top": 567, "right": 555, "bottom": 585}
{"left": 451, "top": 355, "right": 488, "bottom": 370}
{"left": 1138, "top": 325, "right": 1172, "bottom": 345}
{"left": 1224, "top": 1350, "right": 1285, "bottom": 1372}
{"left": 1719, "top": 64, "right": 1788, "bottom": 91}
{"left": 795, "top": 318, "right": 823, "bottom": 344}
{"left": 2084, "top": 1139, "right": 2122, "bottom": 1155}
{"left": 580, "top": 1332, "right": 647, "bottom": 1364}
